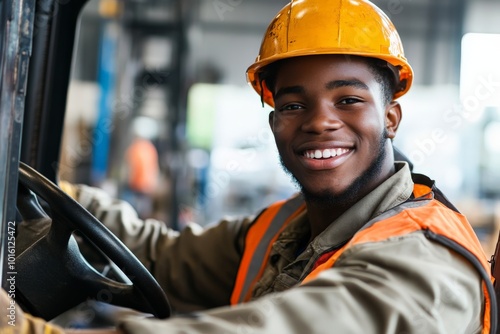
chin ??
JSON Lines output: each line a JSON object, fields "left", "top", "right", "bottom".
{"left": 300, "top": 185, "right": 344, "bottom": 204}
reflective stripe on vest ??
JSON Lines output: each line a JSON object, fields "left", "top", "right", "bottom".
{"left": 230, "top": 194, "right": 306, "bottom": 305}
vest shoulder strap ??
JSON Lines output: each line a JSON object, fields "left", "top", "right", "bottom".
{"left": 230, "top": 194, "right": 305, "bottom": 304}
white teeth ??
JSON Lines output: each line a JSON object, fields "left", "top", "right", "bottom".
{"left": 305, "top": 148, "right": 350, "bottom": 159}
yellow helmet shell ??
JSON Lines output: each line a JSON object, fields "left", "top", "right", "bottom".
{"left": 247, "top": 0, "right": 414, "bottom": 107}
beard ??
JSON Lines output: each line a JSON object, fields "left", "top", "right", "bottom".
{"left": 280, "top": 130, "right": 389, "bottom": 209}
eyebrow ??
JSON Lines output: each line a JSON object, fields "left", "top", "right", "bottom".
{"left": 325, "top": 79, "right": 369, "bottom": 91}
{"left": 274, "top": 86, "right": 305, "bottom": 101}
{"left": 274, "top": 79, "right": 369, "bottom": 101}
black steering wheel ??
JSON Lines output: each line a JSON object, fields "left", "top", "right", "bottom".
{"left": 15, "top": 162, "right": 171, "bottom": 321}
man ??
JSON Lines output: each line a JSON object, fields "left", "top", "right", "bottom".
{"left": 2, "top": 0, "right": 496, "bottom": 333}
{"left": 123, "top": 133, "right": 159, "bottom": 218}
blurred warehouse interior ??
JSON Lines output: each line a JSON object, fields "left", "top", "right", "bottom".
{"left": 59, "top": 0, "right": 500, "bottom": 255}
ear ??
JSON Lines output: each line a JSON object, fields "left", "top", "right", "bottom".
{"left": 385, "top": 101, "right": 402, "bottom": 139}
{"left": 268, "top": 110, "right": 275, "bottom": 131}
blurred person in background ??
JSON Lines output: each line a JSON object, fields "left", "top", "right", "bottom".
{"left": 122, "top": 117, "right": 160, "bottom": 218}
{"left": 123, "top": 136, "right": 159, "bottom": 217}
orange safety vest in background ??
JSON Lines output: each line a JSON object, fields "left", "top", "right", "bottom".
{"left": 125, "top": 138, "right": 159, "bottom": 194}
{"left": 230, "top": 174, "right": 497, "bottom": 334}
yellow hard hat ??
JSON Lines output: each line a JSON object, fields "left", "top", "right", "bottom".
{"left": 247, "top": 0, "right": 414, "bottom": 107}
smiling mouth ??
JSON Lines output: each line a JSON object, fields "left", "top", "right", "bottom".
{"left": 303, "top": 148, "right": 352, "bottom": 159}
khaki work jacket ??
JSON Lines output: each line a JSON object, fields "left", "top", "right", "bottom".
{"left": 6, "top": 162, "right": 492, "bottom": 333}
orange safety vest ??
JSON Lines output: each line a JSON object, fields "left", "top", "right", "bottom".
{"left": 125, "top": 138, "right": 159, "bottom": 194}
{"left": 230, "top": 174, "right": 497, "bottom": 333}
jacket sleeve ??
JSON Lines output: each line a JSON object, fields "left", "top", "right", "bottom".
{"left": 70, "top": 184, "right": 253, "bottom": 313}
{"left": 1, "top": 289, "right": 65, "bottom": 334}
{"left": 117, "top": 232, "right": 485, "bottom": 334}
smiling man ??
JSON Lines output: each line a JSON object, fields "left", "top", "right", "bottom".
{"left": 4, "top": 0, "right": 497, "bottom": 333}
{"left": 267, "top": 55, "right": 401, "bottom": 239}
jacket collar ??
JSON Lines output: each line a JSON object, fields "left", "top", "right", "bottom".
{"left": 311, "top": 162, "right": 414, "bottom": 252}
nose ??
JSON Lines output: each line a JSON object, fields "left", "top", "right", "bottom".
{"left": 300, "top": 103, "right": 342, "bottom": 133}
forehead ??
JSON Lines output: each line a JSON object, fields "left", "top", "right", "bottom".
{"left": 270, "top": 55, "right": 387, "bottom": 106}
{"left": 274, "top": 55, "right": 376, "bottom": 84}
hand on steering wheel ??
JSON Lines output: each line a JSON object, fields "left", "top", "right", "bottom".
{"left": 15, "top": 162, "right": 171, "bottom": 320}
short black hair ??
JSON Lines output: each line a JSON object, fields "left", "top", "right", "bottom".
{"left": 364, "top": 57, "right": 398, "bottom": 106}
{"left": 260, "top": 55, "right": 397, "bottom": 107}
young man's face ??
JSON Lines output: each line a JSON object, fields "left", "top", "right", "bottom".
{"left": 269, "top": 55, "right": 401, "bottom": 204}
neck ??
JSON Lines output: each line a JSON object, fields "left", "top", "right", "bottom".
{"left": 305, "top": 161, "right": 396, "bottom": 242}
{"left": 306, "top": 202, "right": 348, "bottom": 242}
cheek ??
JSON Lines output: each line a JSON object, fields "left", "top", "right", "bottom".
{"left": 272, "top": 130, "right": 296, "bottom": 163}
{"left": 352, "top": 123, "right": 386, "bottom": 158}
{"left": 273, "top": 134, "right": 288, "bottom": 155}
{"left": 271, "top": 116, "right": 292, "bottom": 135}
{"left": 271, "top": 117, "right": 296, "bottom": 146}
{"left": 354, "top": 114, "right": 385, "bottom": 139}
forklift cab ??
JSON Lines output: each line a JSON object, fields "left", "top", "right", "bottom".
{"left": 0, "top": 0, "right": 172, "bottom": 326}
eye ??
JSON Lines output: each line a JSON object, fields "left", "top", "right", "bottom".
{"left": 277, "top": 103, "right": 305, "bottom": 112}
{"left": 337, "top": 97, "right": 362, "bottom": 105}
